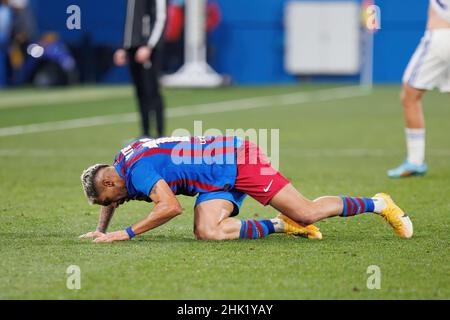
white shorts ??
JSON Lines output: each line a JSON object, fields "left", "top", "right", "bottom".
{"left": 403, "top": 29, "right": 450, "bottom": 92}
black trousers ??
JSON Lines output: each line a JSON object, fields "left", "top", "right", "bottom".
{"left": 127, "top": 47, "right": 165, "bottom": 137}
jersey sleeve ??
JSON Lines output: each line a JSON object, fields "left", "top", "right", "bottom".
{"left": 129, "top": 162, "right": 162, "bottom": 197}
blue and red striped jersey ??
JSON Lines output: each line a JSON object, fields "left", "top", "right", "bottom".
{"left": 113, "top": 136, "right": 243, "bottom": 198}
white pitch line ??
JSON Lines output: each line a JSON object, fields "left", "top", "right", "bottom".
{"left": 0, "top": 86, "right": 133, "bottom": 110}
{"left": 0, "top": 86, "right": 370, "bottom": 137}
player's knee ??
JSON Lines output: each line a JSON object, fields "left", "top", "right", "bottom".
{"left": 400, "top": 84, "right": 422, "bottom": 107}
{"left": 193, "top": 226, "right": 206, "bottom": 240}
{"left": 194, "top": 227, "right": 225, "bottom": 241}
{"left": 400, "top": 91, "right": 412, "bottom": 107}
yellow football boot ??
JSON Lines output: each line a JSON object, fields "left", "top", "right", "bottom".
{"left": 374, "top": 193, "right": 413, "bottom": 238}
{"left": 277, "top": 214, "right": 323, "bottom": 240}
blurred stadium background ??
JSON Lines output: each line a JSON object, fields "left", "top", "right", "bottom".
{"left": 0, "top": 0, "right": 431, "bottom": 87}
{"left": 0, "top": 0, "right": 449, "bottom": 299}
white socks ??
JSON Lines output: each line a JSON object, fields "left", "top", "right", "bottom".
{"left": 270, "top": 218, "right": 284, "bottom": 233}
{"left": 405, "top": 128, "right": 425, "bottom": 165}
{"left": 372, "top": 197, "right": 387, "bottom": 214}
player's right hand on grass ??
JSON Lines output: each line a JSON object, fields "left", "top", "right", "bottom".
{"left": 113, "top": 49, "right": 127, "bottom": 66}
{"left": 79, "top": 230, "right": 105, "bottom": 239}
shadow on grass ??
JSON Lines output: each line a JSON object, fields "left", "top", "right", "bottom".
{"left": 0, "top": 231, "right": 419, "bottom": 249}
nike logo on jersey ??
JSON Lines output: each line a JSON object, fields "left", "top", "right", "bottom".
{"left": 263, "top": 180, "right": 274, "bottom": 192}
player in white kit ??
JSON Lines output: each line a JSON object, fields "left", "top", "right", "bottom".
{"left": 388, "top": 0, "right": 450, "bottom": 178}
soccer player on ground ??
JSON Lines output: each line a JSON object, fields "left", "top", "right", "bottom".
{"left": 80, "top": 136, "right": 413, "bottom": 243}
{"left": 388, "top": 0, "right": 450, "bottom": 178}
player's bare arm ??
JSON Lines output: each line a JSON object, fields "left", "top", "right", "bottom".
{"left": 79, "top": 205, "right": 116, "bottom": 239}
{"left": 127, "top": 179, "right": 183, "bottom": 236}
{"left": 96, "top": 205, "right": 116, "bottom": 232}
{"left": 93, "top": 179, "right": 183, "bottom": 243}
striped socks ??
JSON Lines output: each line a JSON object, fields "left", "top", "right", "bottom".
{"left": 340, "top": 196, "right": 375, "bottom": 217}
{"left": 239, "top": 219, "right": 276, "bottom": 239}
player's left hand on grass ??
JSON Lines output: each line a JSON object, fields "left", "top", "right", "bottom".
{"left": 93, "top": 230, "right": 130, "bottom": 243}
{"left": 79, "top": 230, "right": 105, "bottom": 239}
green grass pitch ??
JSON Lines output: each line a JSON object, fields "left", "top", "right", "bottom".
{"left": 0, "top": 84, "right": 449, "bottom": 299}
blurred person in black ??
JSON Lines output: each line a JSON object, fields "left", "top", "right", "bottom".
{"left": 114, "top": 0, "right": 167, "bottom": 138}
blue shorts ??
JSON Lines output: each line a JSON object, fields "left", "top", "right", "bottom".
{"left": 195, "top": 189, "right": 247, "bottom": 217}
